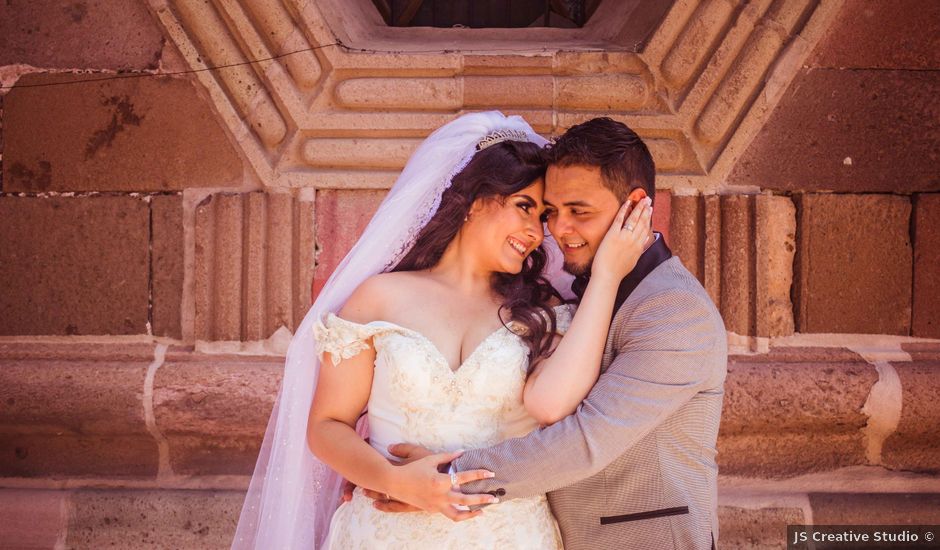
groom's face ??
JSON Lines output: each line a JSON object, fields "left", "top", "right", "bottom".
{"left": 543, "top": 164, "right": 621, "bottom": 277}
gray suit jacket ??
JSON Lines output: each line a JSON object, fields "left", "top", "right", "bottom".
{"left": 455, "top": 256, "right": 727, "bottom": 550}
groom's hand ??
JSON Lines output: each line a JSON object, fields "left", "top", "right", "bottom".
{"left": 386, "top": 450, "right": 498, "bottom": 522}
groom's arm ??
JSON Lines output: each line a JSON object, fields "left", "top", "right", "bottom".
{"left": 454, "top": 288, "right": 725, "bottom": 500}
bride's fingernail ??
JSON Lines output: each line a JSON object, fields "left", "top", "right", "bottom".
{"left": 485, "top": 471, "right": 495, "bottom": 478}
{"left": 489, "top": 497, "right": 500, "bottom": 504}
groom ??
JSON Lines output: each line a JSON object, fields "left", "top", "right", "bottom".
{"left": 385, "top": 118, "right": 727, "bottom": 549}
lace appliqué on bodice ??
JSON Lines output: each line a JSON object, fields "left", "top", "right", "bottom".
{"left": 312, "top": 305, "right": 572, "bottom": 453}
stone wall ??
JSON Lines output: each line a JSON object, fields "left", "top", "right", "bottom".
{"left": 1, "top": 0, "right": 938, "bottom": 548}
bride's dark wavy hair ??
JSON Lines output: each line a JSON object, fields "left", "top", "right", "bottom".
{"left": 392, "top": 140, "right": 560, "bottom": 360}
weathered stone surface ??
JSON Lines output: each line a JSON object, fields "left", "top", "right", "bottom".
{"left": 882, "top": 361, "right": 940, "bottom": 474}
{"left": 718, "top": 354, "right": 877, "bottom": 477}
{"left": 3, "top": 74, "right": 243, "bottom": 192}
{"left": 0, "top": 342, "right": 158, "bottom": 477}
{"left": 913, "top": 194, "right": 940, "bottom": 338}
{"left": 0, "top": 0, "right": 165, "bottom": 70}
{"left": 669, "top": 194, "right": 704, "bottom": 282}
{"left": 303, "top": 138, "right": 422, "bottom": 170}
{"left": 0, "top": 489, "right": 66, "bottom": 549}
{"left": 754, "top": 195, "right": 795, "bottom": 337}
{"left": 720, "top": 195, "right": 753, "bottom": 335}
{"left": 809, "top": 493, "right": 940, "bottom": 524}
{"left": 901, "top": 342, "right": 940, "bottom": 362}
{"left": 313, "top": 189, "right": 386, "bottom": 300}
{"left": 335, "top": 77, "right": 461, "bottom": 110}
{"left": 195, "top": 192, "right": 312, "bottom": 342}
{"left": 696, "top": 25, "right": 785, "bottom": 146}
{"left": 728, "top": 69, "right": 940, "bottom": 192}
{"left": 152, "top": 195, "right": 184, "bottom": 339}
{"left": 809, "top": 0, "right": 940, "bottom": 70}
{"left": 556, "top": 74, "right": 648, "bottom": 111}
{"left": 795, "top": 194, "right": 912, "bottom": 335}
{"left": 466, "top": 75, "right": 553, "bottom": 108}
{"left": 0, "top": 196, "right": 150, "bottom": 335}
{"left": 660, "top": 0, "right": 735, "bottom": 88}
{"left": 170, "top": 0, "right": 286, "bottom": 148}
{"left": 703, "top": 195, "right": 722, "bottom": 307}
{"left": 717, "top": 506, "right": 804, "bottom": 550}
{"left": 154, "top": 352, "right": 282, "bottom": 475}
{"left": 66, "top": 490, "right": 243, "bottom": 549}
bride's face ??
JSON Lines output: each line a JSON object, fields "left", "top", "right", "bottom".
{"left": 464, "top": 178, "right": 546, "bottom": 275}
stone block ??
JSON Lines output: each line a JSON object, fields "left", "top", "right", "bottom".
{"left": 728, "top": 69, "right": 940, "bottom": 192}
{"left": 669, "top": 194, "right": 704, "bottom": 282}
{"left": 720, "top": 195, "right": 753, "bottom": 335}
{"left": 881, "top": 361, "right": 940, "bottom": 474}
{"left": 154, "top": 352, "right": 282, "bottom": 475}
{"left": 0, "top": 434, "right": 159, "bottom": 478}
{"left": 703, "top": 195, "right": 722, "bottom": 307}
{"left": 66, "top": 490, "right": 243, "bottom": 549}
{"left": 0, "top": 196, "right": 150, "bottom": 335}
{"left": 913, "top": 194, "right": 940, "bottom": 337}
{"left": 794, "top": 194, "right": 912, "bottom": 335}
{"left": 555, "top": 74, "right": 648, "bottom": 111}
{"left": 809, "top": 493, "right": 940, "bottom": 524}
{"left": 718, "top": 354, "right": 877, "bottom": 477}
{"left": 0, "top": 342, "right": 158, "bottom": 477}
{"left": 194, "top": 192, "right": 313, "bottom": 341}
{"left": 334, "top": 77, "right": 461, "bottom": 110}
{"left": 660, "top": 0, "right": 735, "bottom": 88}
{"left": 695, "top": 25, "right": 784, "bottom": 145}
{"left": 313, "top": 189, "right": 387, "bottom": 300}
{"left": 718, "top": 506, "right": 804, "bottom": 550}
{"left": 152, "top": 195, "right": 184, "bottom": 339}
{"left": 809, "top": 0, "right": 940, "bottom": 70}
{"left": 754, "top": 195, "right": 795, "bottom": 337}
{"left": 465, "top": 76, "right": 553, "bottom": 108}
{"left": 3, "top": 74, "right": 243, "bottom": 192}
{"left": 170, "top": 0, "right": 286, "bottom": 147}
{"left": 0, "top": 489, "right": 66, "bottom": 549}
{"left": 302, "top": 138, "right": 423, "bottom": 170}
{"left": 901, "top": 342, "right": 940, "bottom": 362}
{"left": 0, "top": 0, "right": 165, "bottom": 70}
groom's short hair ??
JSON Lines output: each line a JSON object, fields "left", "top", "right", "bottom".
{"left": 545, "top": 117, "right": 656, "bottom": 204}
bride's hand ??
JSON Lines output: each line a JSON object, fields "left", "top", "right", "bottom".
{"left": 387, "top": 450, "right": 499, "bottom": 522}
{"left": 591, "top": 197, "right": 653, "bottom": 282}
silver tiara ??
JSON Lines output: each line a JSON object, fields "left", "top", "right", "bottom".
{"left": 476, "top": 129, "right": 531, "bottom": 151}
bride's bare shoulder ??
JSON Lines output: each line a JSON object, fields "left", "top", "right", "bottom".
{"left": 339, "top": 271, "right": 425, "bottom": 323}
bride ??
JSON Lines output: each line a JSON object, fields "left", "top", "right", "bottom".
{"left": 231, "top": 112, "right": 652, "bottom": 549}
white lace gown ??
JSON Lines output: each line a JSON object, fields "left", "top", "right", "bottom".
{"left": 312, "top": 305, "right": 573, "bottom": 550}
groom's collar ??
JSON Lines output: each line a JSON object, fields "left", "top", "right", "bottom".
{"left": 570, "top": 233, "right": 672, "bottom": 312}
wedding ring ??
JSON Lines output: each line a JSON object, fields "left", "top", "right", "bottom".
{"left": 450, "top": 470, "right": 460, "bottom": 487}
{"left": 624, "top": 223, "right": 636, "bottom": 232}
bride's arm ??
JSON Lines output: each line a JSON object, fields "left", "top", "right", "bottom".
{"left": 306, "top": 280, "right": 396, "bottom": 493}
{"left": 523, "top": 198, "right": 652, "bottom": 425}
{"left": 306, "top": 276, "right": 497, "bottom": 519}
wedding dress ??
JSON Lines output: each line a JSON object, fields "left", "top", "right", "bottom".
{"left": 313, "top": 305, "right": 573, "bottom": 549}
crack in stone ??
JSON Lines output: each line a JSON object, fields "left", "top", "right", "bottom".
{"left": 143, "top": 344, "right": 172, "bottom": 479}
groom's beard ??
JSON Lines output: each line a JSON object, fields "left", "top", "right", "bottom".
{"left": 562, "top": 259, "right": 592, "bottom": 277}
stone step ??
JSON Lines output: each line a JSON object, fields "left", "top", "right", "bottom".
{"left": 1, "top": 342, "right": 938, "bottom": 481}
{"left": 2, "top": 487, "right": 939, "bottom": 550}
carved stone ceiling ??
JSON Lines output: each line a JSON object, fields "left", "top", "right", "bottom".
{"left": 145, "top": 0, "right": 842, "bottom": 193}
